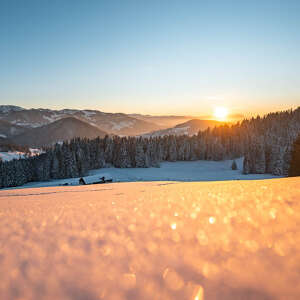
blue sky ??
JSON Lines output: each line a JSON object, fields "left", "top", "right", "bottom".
{"left": 0, "top": 0, "right": 299, "bottom": 116}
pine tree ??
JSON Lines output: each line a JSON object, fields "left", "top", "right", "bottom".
{"left": 288, "top": 134, "right": 300, "bottom": 177}
{"left": 243, "top": 152, "right": 251, "bottom": 174}
{"left": 231, "top": 160, "right": 237, "bottom": 170}
{"left": 148, "top": 138, "right": 159, "bottom": 167}
{"left": 114, "top": 138, "right": 131, "bottom": 168}
{"left": 167, "top": 136, "right": 177, "bottom": 161}
{"left": 272, "top": 144, "right": 284, "bottom": 175}
{"left": 135, "top": 139, "right": 147, "bottom": 167}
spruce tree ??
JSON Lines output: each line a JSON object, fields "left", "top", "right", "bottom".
{"left": 231, "top": 160, "right": 237, "bottom": 170}
{"left": 135, "top": 140, "right": 147, "bottom": 167}
{"left": 288, "top": 134, "right": 300, "bottom": 177}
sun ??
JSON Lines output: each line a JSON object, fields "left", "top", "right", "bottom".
{"left": 213, "top": 106, "right": 228, "bottom": 121}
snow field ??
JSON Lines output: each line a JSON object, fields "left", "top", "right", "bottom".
{"left": 18, "top": 157, "right": 279, "bottom": 190}
{"left": 0, "top": 177, "right": 299, "bottom": 299}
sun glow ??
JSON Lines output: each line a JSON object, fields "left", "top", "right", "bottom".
{"left": 213, "top": 107, "right": 228, "bottom": 121}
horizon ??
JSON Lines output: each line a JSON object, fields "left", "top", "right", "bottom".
{"left": 1, "top": 0, "right": 300, "bottom": 117}
{"left": 2, "top": 102, "right": 298, "bottom": 120}
{"left": 2, "top": 103, "right": 299, "bottom": 123}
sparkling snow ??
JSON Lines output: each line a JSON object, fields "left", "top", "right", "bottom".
{"left": 0, "top": 178, "right": 299, "bottom": 299}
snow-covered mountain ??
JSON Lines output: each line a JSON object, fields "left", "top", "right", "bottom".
{"left": 11, "top": 117, "right": 108, "bottom": 147}
{"left": 129, "top": 114, "right": 193, "bottom": 128}
{"left": 0, "top": 119, "right": 27, "bottom": 139}
{"left": 0, "top": 106, "right": 162, "bottom": 136}
{"left": 143, "top": 119, "right": 226, "bottom": 137}
{"left": 0, "top": 105, "right": 24, "bottom": 114}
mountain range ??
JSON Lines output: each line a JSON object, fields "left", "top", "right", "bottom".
{"left": 0, "top": 106, "right": 162, "bottom": 136}
{"left": 11, "top": 117, "right": 108, "bottom": 148}
{"left": 0, "top": 105, "right": 226, "bottom": 148}
{"left": 142, "top": 119, "right": 226, "bottom": 137}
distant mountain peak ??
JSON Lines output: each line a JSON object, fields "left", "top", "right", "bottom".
{"left": 0, "top": 105, "right": 24, "bottom": 113}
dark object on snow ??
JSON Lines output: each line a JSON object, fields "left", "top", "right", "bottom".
{"left": 231, "top": 160, "right": 238, "bottom": 170}
{"left": 79, "top": 175, "right": 113, "bottom": 185}
{"left": 288, "top": 134, "right": 300, "bottom": 177}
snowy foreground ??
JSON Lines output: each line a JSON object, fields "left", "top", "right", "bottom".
{"left": 0, "top": 177, "right": 299, "bottom": 299}
{"left": 20, "top": 158, "right": 278, "bottom": 189}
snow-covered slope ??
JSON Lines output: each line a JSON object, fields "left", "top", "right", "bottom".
{"left": 0, "top": 151, "right": 24, "bottom": 161}
{"left": 143, "top": 119, "right": 226, "bottom": 137}
{"left": 0, "top": 149, "right": 42, "bottom": 162}
{"left": 0, "top": 105, "right": 24, "bottom": 113}
{"left": 12, "top": 117, "right": 108, "bottom": 147}
{"left": 0, "top": 177, "right": 299, "bottom": 299}
{"left": 19, "top": 158, "right": 278, "bottom": 189}
{"left": 0, "top": 119, "right": 27, "bottom": 138}
{"left": 129, "top": 114, "right": 193, "bottom": 128}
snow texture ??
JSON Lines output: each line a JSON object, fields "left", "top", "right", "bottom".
{"left": 0, "top": 177, "right": 299, "bottom": 299}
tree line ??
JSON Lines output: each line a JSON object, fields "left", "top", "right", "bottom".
{"left": 0, "top": 107, "right": 299, "bottom": 188}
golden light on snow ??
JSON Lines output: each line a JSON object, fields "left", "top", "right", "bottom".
{"left": 163, "top": 268, "right": 184, "bottom": 291}
{"left": 171, "top": 222, "right": 177, "bottom": 230}
{"left": 213, "top": 106, "right": 228, "bottom": 121}
{"left": 194, "top": 285, "right": 204, "bottom": 300}
{"left": 0, "top": 178, "right": 300, "bottom": 299}
{"left": 209, "top": 216, "right": 216, "bottom": 224}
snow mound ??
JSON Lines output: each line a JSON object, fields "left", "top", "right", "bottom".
{"left": 0, "top": 177, "right": 299, "bottom": 299}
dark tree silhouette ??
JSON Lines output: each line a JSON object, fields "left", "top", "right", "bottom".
{"left": 231, "top": 160, "right": 237, "bottom": 170}
{"left": 288, "top": 133, "right": 300, "bottom": 177}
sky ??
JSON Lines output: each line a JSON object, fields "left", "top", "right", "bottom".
{"left": 0, "top": 0, "right": 299, "bottom": 118}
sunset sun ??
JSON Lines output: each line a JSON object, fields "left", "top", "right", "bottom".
{"left": 214, "top": 107, "right": 228, "bottom": 121}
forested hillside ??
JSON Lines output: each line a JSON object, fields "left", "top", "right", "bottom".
{"left": 1, "top": 108, "right": 299, "bottom": 188}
